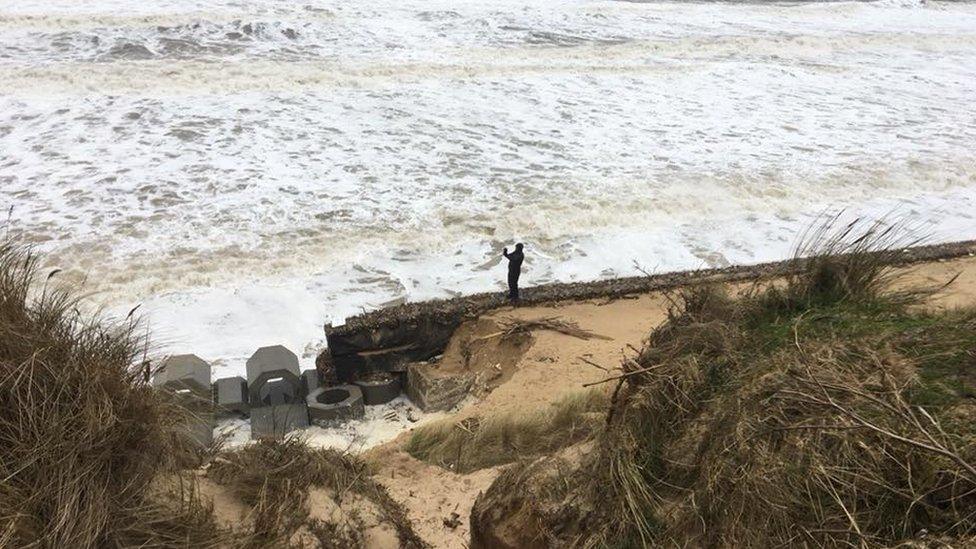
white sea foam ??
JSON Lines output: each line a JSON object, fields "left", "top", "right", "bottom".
{"left": 2, "top": 0, "right": 975, "bottom": 377}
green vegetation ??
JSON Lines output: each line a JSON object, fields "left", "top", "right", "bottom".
{"left": 476, "top": 218, "right": 976, "bottom": 548}
{"left": 406, "top": 389, "right": 607, "bottom": 473}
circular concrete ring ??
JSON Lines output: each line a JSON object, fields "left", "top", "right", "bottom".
{"left": 307, "top": 384, "right": 365, "bottom": 425}
{"left": 353, "top": 373, "right": 402, "bottom": 406}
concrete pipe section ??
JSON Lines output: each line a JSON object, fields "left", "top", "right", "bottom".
{"left": 353, "top": 372, "right": 402, "bottom": 406}
{"left": 307, "top": 384, "right": 365, "bottom": 425}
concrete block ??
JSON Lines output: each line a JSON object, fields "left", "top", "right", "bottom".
{"left": 185, "top": 411, "right": 215, "bottom": 448}
{"left": 333, "top": 346, "right": 414, "bottom": 382}
{"left": 250, "top": 403, "right": 309, "bottom": 440}
{"left": 353, "top": 372, "right": 402, "bottom": 406}
{"left": 300, "top": 369, "right": 321, "bottom": 396}
{"left": 246, "top": 345, "right": 302, "bottom": 406}
{"left": 258, "top": 378, "right": 302, "bottom": 406}
{"left": 213, "top": 376, "right": 249, "bottom": 418}
{"left": 307, "top": 385, "right": 365, "bottom": 425}
{"left": 153, "top": 354, "right": 211, "bottom": 398}
{"left": 406, "top": 362, "right": 472, "bottom": 412}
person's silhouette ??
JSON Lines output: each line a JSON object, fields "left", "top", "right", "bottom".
{"left": 502, "top": 243, "right": 524, "bottom": 301}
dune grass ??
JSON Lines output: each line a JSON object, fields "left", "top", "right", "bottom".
{"left": 405, "top": 389, "right": 607, "bottom": 473}
{"left": 0, "top": 240, "right": 226, "bottom": 547}
{"left": 594, "top": 218, "right": 976, "bottom": 547}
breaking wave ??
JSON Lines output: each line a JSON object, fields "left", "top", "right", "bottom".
{"left": 2, "top": 0, "right": 975, "bottom": 374}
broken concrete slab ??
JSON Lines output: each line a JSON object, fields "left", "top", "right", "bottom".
{"left": 250, "top": 403, "right": 309, "bottom": 440}
{"left": 153, "top": 354, "right": 211, "bottom": 398}
{"left": 307, "top": 385, "right": 364, "bottom": 425}
{"left": 213, "top": 376, "right": 249, "bottom": 418}
{"left": 405, "top": 362, "right": 473, "bottom": 412}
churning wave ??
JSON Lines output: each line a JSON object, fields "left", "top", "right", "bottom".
{"left": 2, "top": 0, "right": 975, "bottom": 374}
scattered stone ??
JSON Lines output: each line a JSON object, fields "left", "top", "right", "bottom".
{"left": 443, "top": 512, "right": 462, "bottom": 530}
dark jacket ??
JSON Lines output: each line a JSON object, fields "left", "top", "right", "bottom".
{"left": 503, "top": 248, "right": 524, "bottom": 274}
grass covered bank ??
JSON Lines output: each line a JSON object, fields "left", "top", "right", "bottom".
{"left": 405, "top": 389, "right": 607, "bottom": 473}
{"left": 0, "top": 240, "right": 223, "bottom": 547}
{"left": 471, "top": 219, "right": 976, "bottom": 548}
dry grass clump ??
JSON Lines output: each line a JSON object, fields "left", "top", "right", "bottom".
{"left": 0, "top": 240, "right": 224, "bottom": 547}
{"left": 405, "top": 389, "right": 607, "bottom": 473}
{"left": 477, "top": 218, "right": 976, "bottom": 548}
{"left": 209, "top": 437, "right": 428, "bottom": 548}
{"left": 597, "top": 218, "right": 976, "bottom": 547}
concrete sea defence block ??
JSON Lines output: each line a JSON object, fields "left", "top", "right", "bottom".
{"left": 332, "top": 345, "right": 414, "bottom": 382}
{"left": 257, "top": 377, "right": 302, "bottom": 406}
{"left": 213, "top": 376, "right": 249, "bottom": 418}
{"left": 325, "top": 305, "right": 482, "bottom": 382}
{"left": 307, "top": 385, "right": 365, "bottom": 425}
{"left": 153, "top": 354, "right": 212, "bottom": 398}
{"left": 353, "top": 372, "right": 402, "bottom": 406}
{"left": 405, "top": 362, "right": 472, "bottom": 412}
{"left": 185, "top": 411, "right": 215, "bottom": 448}
{"left": 300, "top": 369, "right": 321, "bottom": 396}
{"left": 246, "top": 345, "right": 303, "bottom": 405}
{"left": 250, "top": 403, "right": 309, "bottom": 440}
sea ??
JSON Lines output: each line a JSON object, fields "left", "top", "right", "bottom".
{"left": 2, "top": 0, "right": 975, "bottom": 377}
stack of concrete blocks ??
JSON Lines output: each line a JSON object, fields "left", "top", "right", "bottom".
{"left": 247, "top": 345, "right": 309, "bottom": 439}
{"left": 153, "top": 354, "right": 214, "bottom": 448}
{"left": 213, "top": 376, "right": 249, "bottom": 418}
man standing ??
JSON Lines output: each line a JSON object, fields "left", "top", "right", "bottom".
{"left": 502, "top": 243, "right": 524, "bottom": 301}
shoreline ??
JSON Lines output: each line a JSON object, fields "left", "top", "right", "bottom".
{"left": 327, "top": 239, "right": 976, "bottom": 335}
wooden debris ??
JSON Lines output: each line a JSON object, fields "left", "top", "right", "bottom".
{"left": 476, "top": 316, "right": 612, "bottom": 342}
